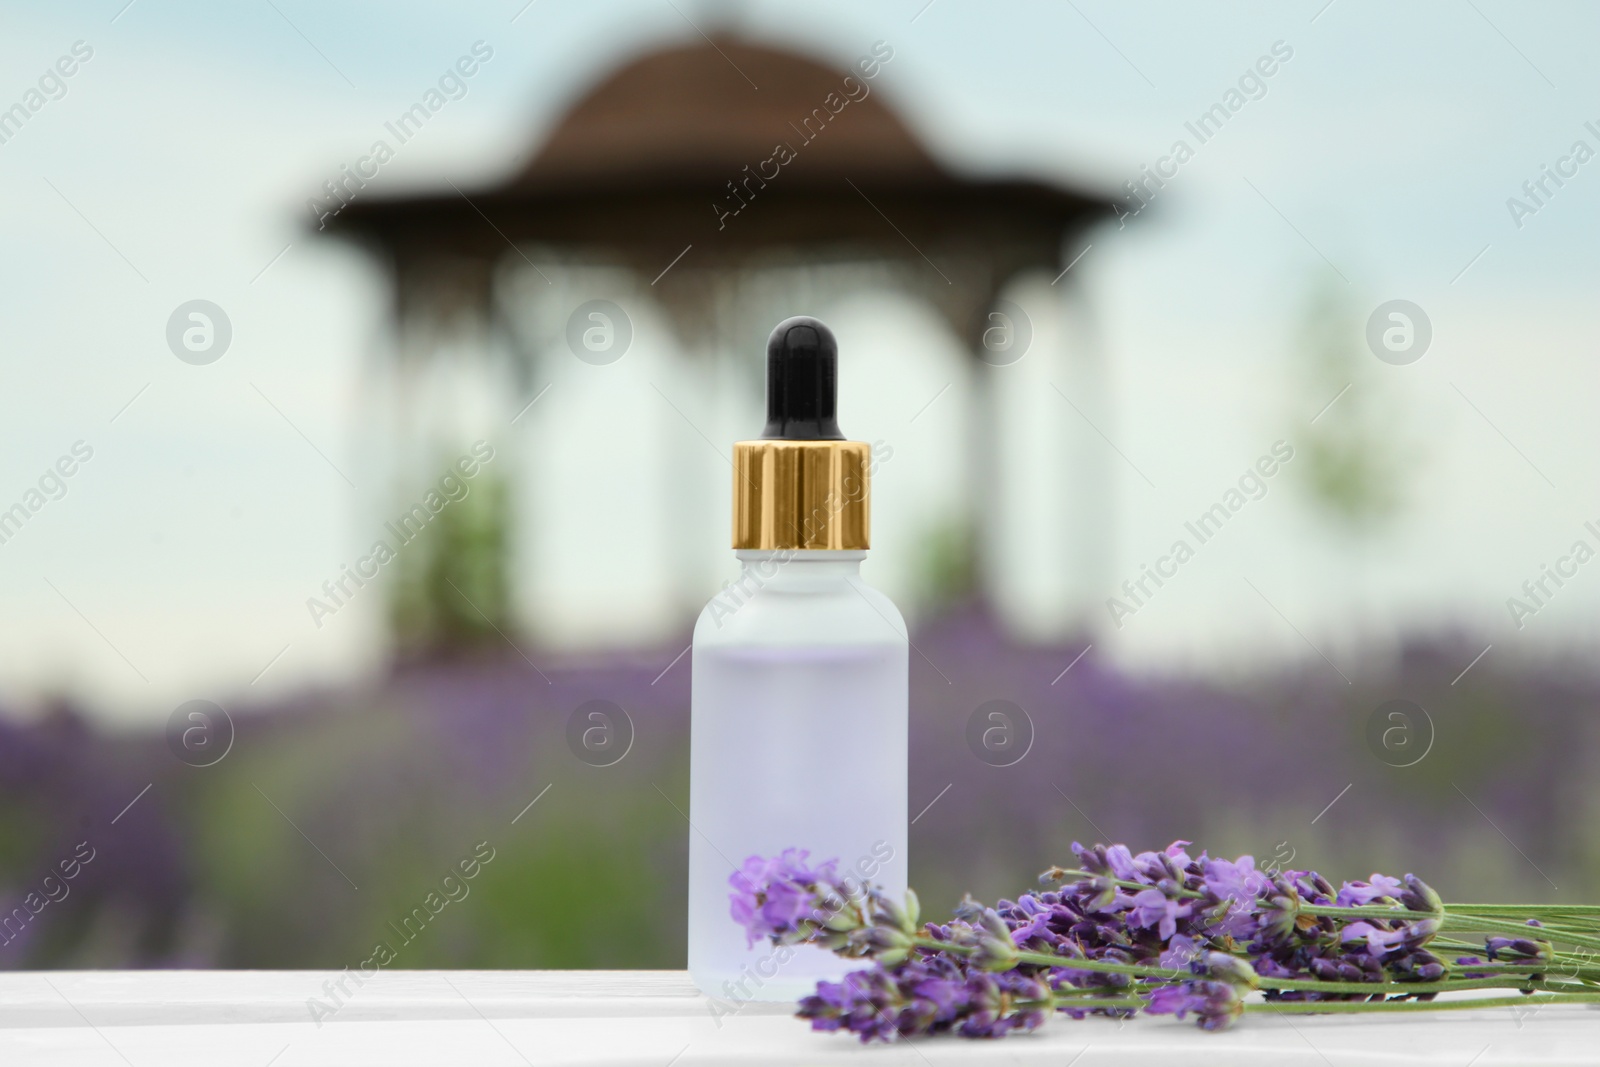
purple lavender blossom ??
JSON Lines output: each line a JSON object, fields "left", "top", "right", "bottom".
{"left": 1203, "top": 855, "right": 1271, "bottom": 907}
{"left": 1104, "top": 844, "right": 1139, "bottom": 881}
{"left": 1159, "top": 934, "right": 1201, "bottom": 970}
{"left": 1335, "top": 875, "right": 1403, "bottom": 907}
{"left": 729, "top": 849, "right": 840, "bottom": 947}
{"left": 745, "top": 840, "right": 1507, "bottom": 1041}
{"left": 1340, "top": 921, "right": 1410, "bottom": 958}
{"left": 799, "top": 956, "right": 1055, "bottom": 1043}
{"left": 1144, "top": 979, "right": 1244, "bottom": 1031}
{"left": 1340, "top": 918, "right": 1440, "bottom": 958}
{"left": 1128, "top": 887, "right": 1192, "bottom": 941}
{"left": 1389, "top": 948, "right": 1447, "bottom": 982}
{"left": 1484, "top": 936, "right": 1550, "bottom": 963}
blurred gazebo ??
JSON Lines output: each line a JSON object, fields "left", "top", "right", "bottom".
{"left": 323, "top": 34, "right": 1119, "bottom": 651}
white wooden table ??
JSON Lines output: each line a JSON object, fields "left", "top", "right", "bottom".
{"left": 0, "top": 971, "right": 1592, "bottom": 1065}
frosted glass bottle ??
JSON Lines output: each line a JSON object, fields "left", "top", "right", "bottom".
{"left": 686, "top": 316, "right": 909, "bottom": 1001}
{"left": 688, "top": 549, "right": 908, "bottom": 1000}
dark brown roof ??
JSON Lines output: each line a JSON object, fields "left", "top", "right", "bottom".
{"left": 324, "top": 36, "right": 1115, "bottom": 268}
{"left": 513, "top": 38, "right": 941, "bottom": 189}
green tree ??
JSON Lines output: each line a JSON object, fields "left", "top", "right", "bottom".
{"left": 1291, "top": 279, "right": 1408, "bottom": 532}
{"left": 389, "top": 466, "right": 514, "bottom": 657}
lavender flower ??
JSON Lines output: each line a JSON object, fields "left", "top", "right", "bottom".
{"left": 737, "top": 841, "right": 1591, "bottom": 1042}
{"left": 1399, "top": 874, "right": 1443, "bottom": 915}
{"left": 1128, "top": 887, "right": 1193, "bottom": 941}
{"left": 1144, "top": 979, "right": 1244, "bottom": 1031}
{"left": 1253, "top": 877, "right": 1305, "bottom": 944}
{"left": 1160, "top": 934, "right": 1202, "bottom": 970}
{"left": 1335, "top": 875, "right": 1403, "bottom": 907}
{"left": 729, "top": 848, "right": 924, "bottom": 964}
{"left": 1203, "top": 855, "right": 1271, "bottom": 904}
{"left": 1484, "top": 936, "right": 1551, "bottom": 963}
{"left": 1198, "top": 950, "right": 1261, "bottom": 990}
{"left": 798, "top": 956, "right": 1055, "bottom": 1043}
{"left": 728, "top": 849, "right": 842, "bottom": 948}
{"left": 1389, "top": 947, "right": 1447, "bottom": 983}
{"left": 1340, "top": 919, "right": 1440, "bottom": 959}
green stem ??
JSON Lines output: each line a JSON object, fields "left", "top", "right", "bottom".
{"left": 1437, "top": 959, "right": 1600, "bottom": 980}
{"left": 1298, "top": 903, "right": 1431, "bottom": 920}
{"left": 930, "top": 940, "right": 1594, "bottom": 999}
{"left": 1446, "top": 904, "right": 1600, "bottom": 916}
{"left": 1049, "top": 996, "right": 1145, "bottom": 1011}
{"left": 1246, "top": 992, "right": 1600, "bottom": 1014}
{"left": 1431, "top": 938, "right": 1595, "bottom": 967}
{"left": 1043, "top": 991, "right": 1600, "bottom": 1017}
{"left": 1010, "top": 947, "right": 1176, "bottom": 979}
{"left": 1444, "top": 915, "right": 1600, "bottom": 952}
{"left": 1294, "top": 903, "right": 1600, "bottom": 951}
{"left": 1261, "top": 976, "right": 1568, "bottom": 996}
{"left": 1048, "top": 990, "right": 1600, "bottom": 1019}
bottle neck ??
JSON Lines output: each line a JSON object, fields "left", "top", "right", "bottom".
{"left": 734, "top": 549, "right": 864, "bottom": 589}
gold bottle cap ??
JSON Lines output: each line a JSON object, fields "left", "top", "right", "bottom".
{"left": 731, "top": 317, "right": 869, "bottom": 551}
{"left": 732, "top": 439, "right": 870, "bottom": 550}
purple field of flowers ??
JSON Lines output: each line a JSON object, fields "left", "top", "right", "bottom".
{"left": 1, "top": 608, "right": 1595, "bottom": 971}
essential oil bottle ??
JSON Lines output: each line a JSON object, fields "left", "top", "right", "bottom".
{"left": 687, "top": 316, "right": 909, "bottom": 1001}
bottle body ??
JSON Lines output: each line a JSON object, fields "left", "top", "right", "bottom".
{"left": 687, "top": 550, "right": 908, "bottom": 1001}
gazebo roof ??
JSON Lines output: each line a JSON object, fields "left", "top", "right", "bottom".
{"left": 323, "top": 36, "right": 1117, "bottom": 272}
{"left": 510, "top": 37, "right": 940, "bottom": 188}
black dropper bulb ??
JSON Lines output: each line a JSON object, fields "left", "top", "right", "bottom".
{"left": 761, "top": 316, "right": 845, "bottom": 440}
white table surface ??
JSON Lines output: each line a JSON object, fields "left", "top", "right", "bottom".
{"left": 0, "top": 970, "right": 1591, "bottom": 1066}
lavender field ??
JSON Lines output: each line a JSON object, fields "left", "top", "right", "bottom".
{"left": 2, "top": 608, "right": 1595, "bottom": 971}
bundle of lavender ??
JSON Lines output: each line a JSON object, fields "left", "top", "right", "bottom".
{"left": 731, "top": 842, "right": 1600, "bottom": 1040}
